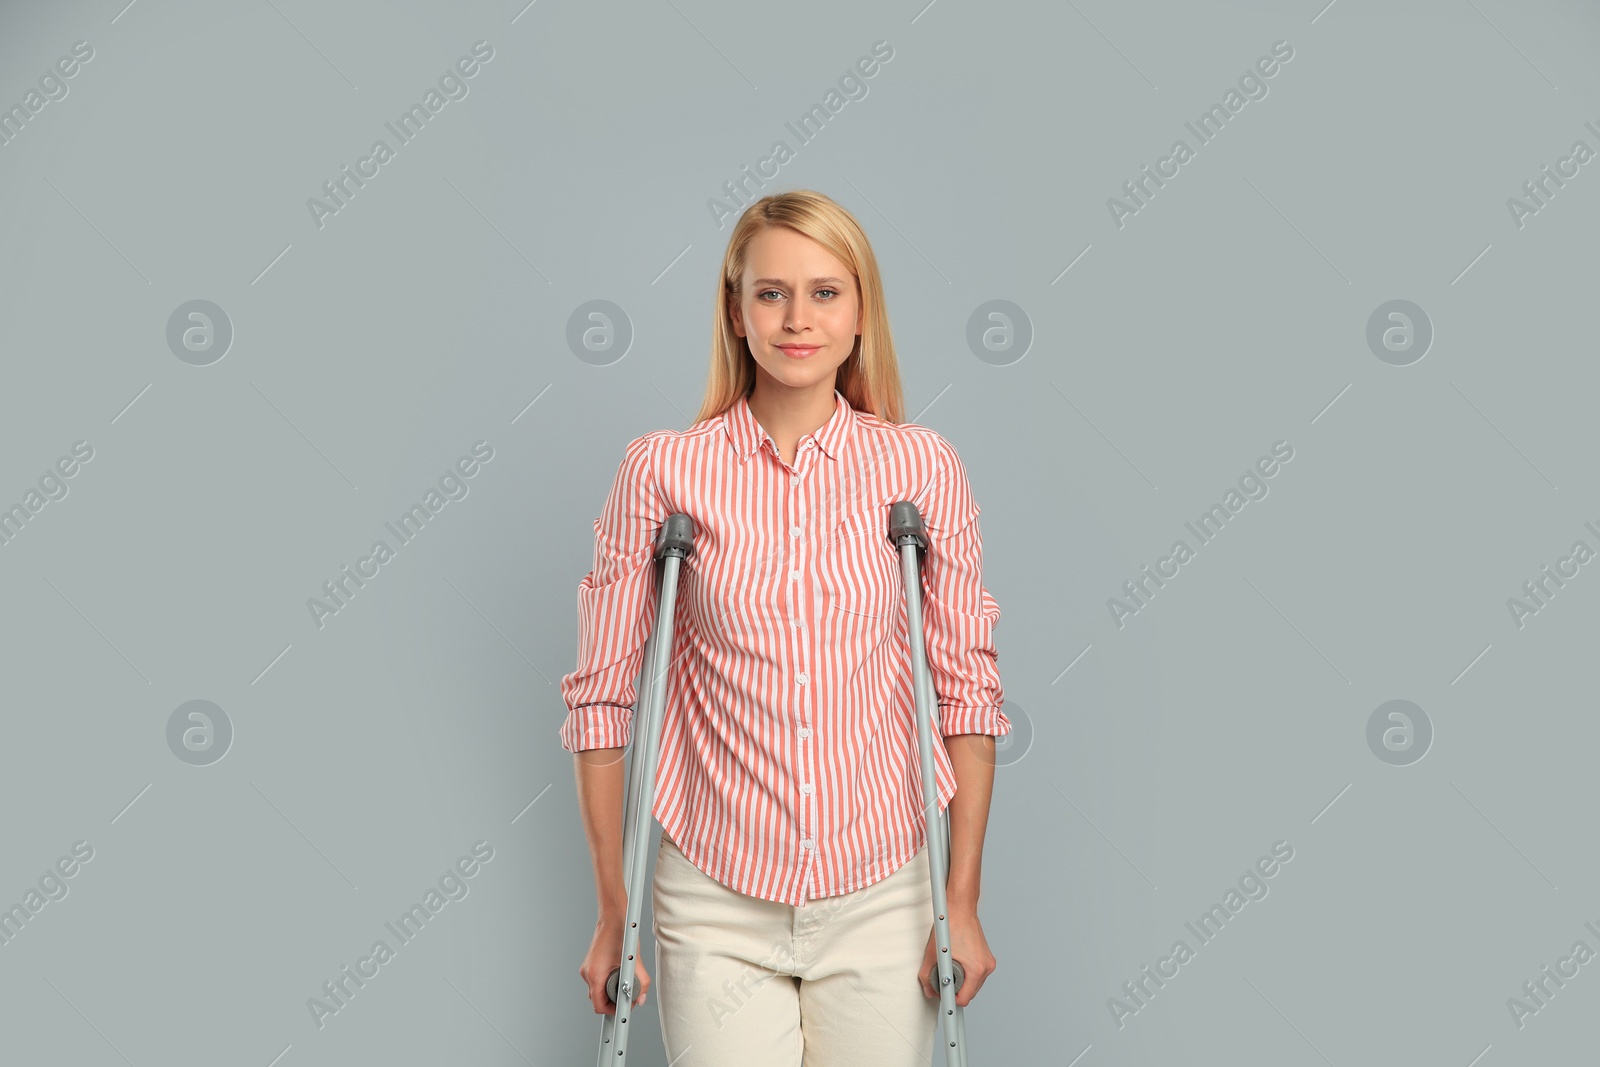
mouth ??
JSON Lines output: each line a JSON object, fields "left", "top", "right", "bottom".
{"left": 776, "top": 344, "right": 822, "bottom": 358}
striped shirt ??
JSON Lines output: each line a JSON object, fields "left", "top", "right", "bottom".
{"left": 559, "top": 388, "right": 1008, "bottom": 906}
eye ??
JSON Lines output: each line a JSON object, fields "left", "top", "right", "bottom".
{"left": 815, "top": 288, "right": 838, "bottom": 299}
{"left": 758, "top": 289, "right": 783, "bottom": 302}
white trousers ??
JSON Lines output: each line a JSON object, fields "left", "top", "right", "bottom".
{"left": 651, "top": 834, "right": 939, "bottom": 1066}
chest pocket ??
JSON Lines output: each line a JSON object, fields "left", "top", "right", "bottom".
{"left": 823, "top": 508, "right": 903, "bottom": 619}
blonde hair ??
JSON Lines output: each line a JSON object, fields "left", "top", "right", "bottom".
{"left": 691, "top": 190, "right": 905, "bottom": 426}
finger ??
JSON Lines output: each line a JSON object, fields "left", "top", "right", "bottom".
{"left": 591, "top": 971, "right": 619, "bottom": 1015}
{"left": 919, "top": 937, "right": 938, "bottom": 998}
{"left": 953, "top": 968, "right": 985, "bottom": 1007}
{"left": 581, "top": 974, "right": 598, "bottom": 1013}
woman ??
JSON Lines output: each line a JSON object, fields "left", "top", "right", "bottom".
{"left": 562, "top": 189, "right": 1008, "bottom": 1065}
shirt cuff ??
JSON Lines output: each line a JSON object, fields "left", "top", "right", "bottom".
{"left": 939, "top": 703, "right": 1010, "bottom": 738}
{"left": 559, "top": 703, "right": 632, "bottom": 752}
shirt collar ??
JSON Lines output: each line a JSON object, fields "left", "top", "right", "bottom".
{"left": 725, "top": 388, "right": 854, "bottom": 464}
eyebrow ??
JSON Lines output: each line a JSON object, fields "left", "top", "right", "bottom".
{"left": 751, "top": 277, "right": 848, "bottom": 288}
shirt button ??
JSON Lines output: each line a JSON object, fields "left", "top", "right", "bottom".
{"left": 796, "top": 673, "right": 807, "bottom": 685}
{"left": 791, "top": 475, "right": 800, "bottom": 486}
{"left": 798, "top": 727, "right": 811, "bottom": 739}
{"left": 801, "top": 783, "right": 814, "bottom": 794}
{"left": 801, "top": 838, "right": 814, "bottom": 849}
{"left": 791, "top": 618, "right": 801, "bottom": 627}
{"left": 790, "top": 569, "right": 800, "bottom": 580}
{"left": 790, "top": 526, "right": 801, "bottom": 537}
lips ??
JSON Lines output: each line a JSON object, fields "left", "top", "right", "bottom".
{"left": 777, "top": 345, "right": 821, "bottom": 357}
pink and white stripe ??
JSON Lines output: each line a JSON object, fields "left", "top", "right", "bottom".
{"left": 560, "top": 388, "right": 1007, "bottom": 906}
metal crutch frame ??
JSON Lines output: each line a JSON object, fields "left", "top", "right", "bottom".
{"left": 596, "top": 512, "right": 696, "bottom": 1067}
{"left": 889, "top": 500, "right": 970, "bottom": 1066}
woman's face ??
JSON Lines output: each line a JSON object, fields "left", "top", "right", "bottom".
{"left": 730, "top": 226, "right": 862, "bottom": 395}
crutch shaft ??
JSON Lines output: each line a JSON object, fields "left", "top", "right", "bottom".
{"left": 595, "top": 513, "right": 695, "bottom": 1067}
{"left": 890, "top": 499, "right": 970, "bottom": 1067}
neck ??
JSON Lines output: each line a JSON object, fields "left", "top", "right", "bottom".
{"left": 746, "top": 375, "right": 838, "bottom": 460}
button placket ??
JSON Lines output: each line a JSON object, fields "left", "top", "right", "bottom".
{"left": 787, "top": 450, "right": 816, "bottom": 861}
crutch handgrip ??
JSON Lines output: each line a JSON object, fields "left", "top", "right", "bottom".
{"left": 888, "top": 500, "right": 928, "bottom": 553}
{"left": 605, "top": 966, "right": 621, "bottom": 1005}
{"left": 928, "top": 958, "right": 966, "bottom": 994}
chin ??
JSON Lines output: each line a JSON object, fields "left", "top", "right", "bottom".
{"left": 791, "top": 364, "right": 842, "bottom": 381}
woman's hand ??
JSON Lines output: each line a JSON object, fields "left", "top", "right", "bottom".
{"left": 919, "top": 907, "right": 995, "bottom": 1008}
{"left": 580, "top": 915, "right": 650, "bottom": 1015}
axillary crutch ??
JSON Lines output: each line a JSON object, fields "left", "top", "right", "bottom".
{"left": 889, "top": 500, "right": 970, "bottom": 1066}
{"left": 596, "top": 512, "right": 696, "bottom": 1066}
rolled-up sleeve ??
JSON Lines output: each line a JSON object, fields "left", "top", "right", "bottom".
{"left": 558, "top": 434, "right": 669, "bottom": 752}
{"left": 918, "top": 436, "right": 1009, "bottom": 738}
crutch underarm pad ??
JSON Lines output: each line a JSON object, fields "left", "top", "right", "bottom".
{"left": 888, "top": 500, "right": 927, "bottom": 551}
{"left": 654, "top": 513, "right": 696, "bottom": 558}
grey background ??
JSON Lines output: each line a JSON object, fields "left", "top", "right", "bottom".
{"left": 1, "top": 0, "right": 1597, "bottom": 1064}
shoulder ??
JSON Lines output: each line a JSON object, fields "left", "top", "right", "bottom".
{"left": 853, "top": 406, "right": 961, "bottom": 470}
{"left": 620, "top": 413, "right": 726, "bottom": 465}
